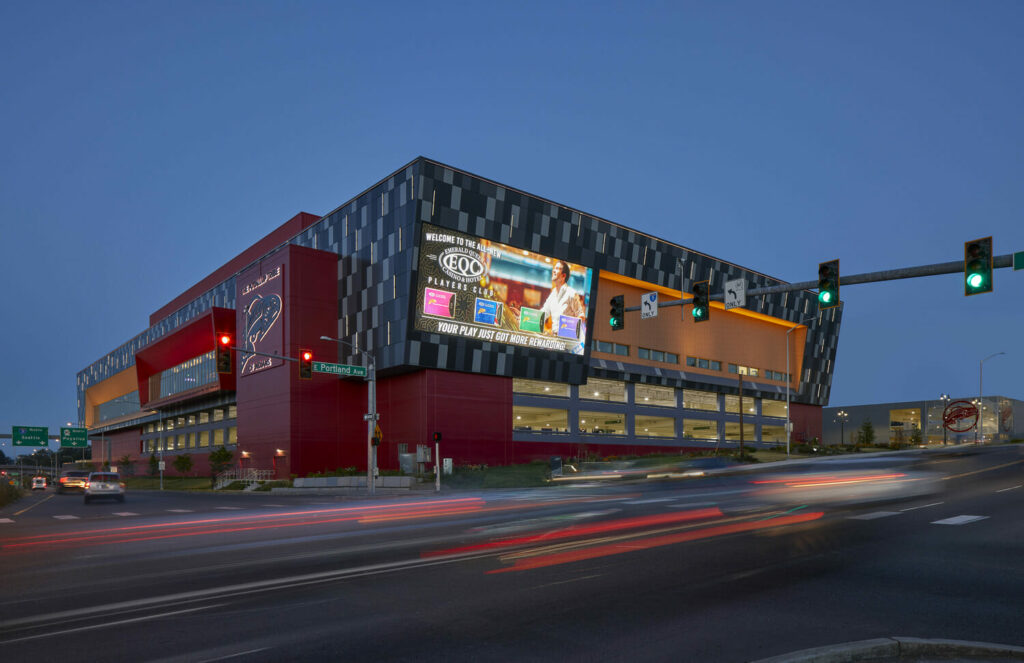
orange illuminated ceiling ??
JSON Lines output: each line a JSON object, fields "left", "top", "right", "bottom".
{"left": 599, "top": 271, "right": 813, "bottom": 330}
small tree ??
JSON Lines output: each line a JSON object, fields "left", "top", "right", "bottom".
{"left": 208, "top": 447, "right": 234, "bottom": 488}
{"left": 909, "top": 426, "right": 923, "bottom": 447}
{"left": 857, "top": 419, "right": 876, "bottom": 447}
{"left": 172, "top": 454, "right": 194, "bottom": 477}
{"left": 148, "top": 453, "right": 159, "bottom": 477}
{"left": 117, "top": 454, "right": 134, "bottom": 477}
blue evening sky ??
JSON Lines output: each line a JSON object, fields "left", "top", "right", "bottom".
{"left": 2, "top": 1, "right": 1022, "bottom": 452}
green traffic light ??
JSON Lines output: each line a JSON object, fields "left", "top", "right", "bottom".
{"left": 610, "top": 316, "right": 619, "bottom": 327}
{"left": 967, "top": 272, "right": 984, "bottom": 289}
{"left": 691, "top": 307, "right": 704, "bottom": 318}
{"left": 818, "top": 291, "right": 833, "bottom": 304}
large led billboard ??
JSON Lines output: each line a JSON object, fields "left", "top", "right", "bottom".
{"left": 414, "top": 223, "right": 593, "bottom": 355}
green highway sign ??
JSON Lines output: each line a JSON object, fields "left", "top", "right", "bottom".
{"left": 1014, "top": 251, "right": 1023, "bottom": 271}
{"left": 312, "top": 361, "right": 367, "bottom": 377}
{"left": 13, "top": 426, "right": 48, "bottom": 447}
{"left": 60, "top": 427, "right": 89, "bottom": 448}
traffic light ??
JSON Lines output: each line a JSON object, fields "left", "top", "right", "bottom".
{"left": 299, "top": 349, "right": 313, "bottom": 379}
{"left": 691, "top": 281, "right": 710, "bottom": 323}
{"left": 433, "top": 431, "right": 441, "bottom": 442}
{"left": 216, "top": 333, "right": 233, "bottom": 374}
{"left": 609, "top": 295, "right": 624, "bottom": 330}
{"left": 964, "top": 237, "right": 993, "bottom": 295}
{"left": 817, "top": 259, "right": 839, "bottom": 309}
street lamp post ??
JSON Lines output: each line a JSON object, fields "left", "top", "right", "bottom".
{"left": 939, "top": 393, "right": 950, "bottom": 446}
{"left": 835, "top": 410, "right": 848, "bottom": 446}
{"left": 786, "top": 317, "right": 816, "bottom": 457}
{"left": 321, "top": 335, "right": 377, "bottom": 496}
{"left": 978, "top": 352, "right": 1006, "bottom": 444}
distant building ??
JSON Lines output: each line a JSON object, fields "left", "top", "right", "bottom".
{"left": 824, "top": 397, "right": 1023, "bottom": 446}
{"left": 77, "top": 157, "right": 842, "bottom": 478}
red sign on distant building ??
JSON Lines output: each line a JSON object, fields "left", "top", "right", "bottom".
{"left": 943, "top": 400, "right": 978, "bottom": 433}
{"left": 238, "top": 265, "right": 284, "bottom": 377}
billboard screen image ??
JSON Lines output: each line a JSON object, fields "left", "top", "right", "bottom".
{"left": 414, "top": 223, "right": 593, "bottom": 355}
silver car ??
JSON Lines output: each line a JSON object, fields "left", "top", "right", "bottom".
{"left": 83, "top": 472, "right": 125, "bottom": 504}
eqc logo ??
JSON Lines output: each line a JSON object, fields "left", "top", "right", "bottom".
{"left": 438, "top": 247, "right": 485, "bottom": 282}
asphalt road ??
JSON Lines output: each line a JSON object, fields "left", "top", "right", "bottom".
{"left": 1, "top": 445, "right": 1022, "bottom": 662}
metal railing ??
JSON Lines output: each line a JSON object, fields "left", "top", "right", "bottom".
{"left": 214, "top": 468, "right": 275, "bottom": 490}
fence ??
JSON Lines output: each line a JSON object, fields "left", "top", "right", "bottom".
{"left": 214, "top": 468, "right": 275, "bottom": 490}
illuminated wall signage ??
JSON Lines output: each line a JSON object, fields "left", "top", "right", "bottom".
{"left": 414, "top": 223, "right": 593, "bottom": 355}
{"left": 238, "top": 265, "right": 284, "bottom": 377}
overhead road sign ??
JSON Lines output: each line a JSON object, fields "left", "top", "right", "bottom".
{"left": 313, "top": 361, "right": 367, "bottom": 377}
{"left": 641, "top": 292, "right": 658, "bottom": 319}
{"left": 724, "top": 279, "right": 746, "bottom": 309}
{"left": 1014, "top": 251, "right": 1023, "bottom": 271}
{"left": 13, "top": 426, "right": 48, "bottom": 447}
{"left": 60, "top": 427, "right": 88, "bottom": 448}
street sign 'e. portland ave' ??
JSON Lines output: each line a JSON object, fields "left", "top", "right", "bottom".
{"left": 312, "top": 361, "right": 367, "bottom": 377}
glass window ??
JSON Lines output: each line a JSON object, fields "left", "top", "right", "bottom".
{"left": 187, "top": 415, "right": 196, "bottom": 426}
{"left": 683, "top": 389, "right": 718, "bottom": 411}
{"left": 738, "top": 366, "right": 749, "bottom": 376}
{"left": 582, "top": 378, "right": 627, "bottom": 403}
{"left": 697, "top": 358, "right": 709, "bottom": 369}
{"left": 187, "top": 433, "right": 196, "bottom": 449}
{"left": 761, "top": 424, "right": 786, "bottom": 443}
{"left": 686, "top": 356, "right": 697, "bottom": 367}
{"left": 638, "top": 348, "right": 650, "bottom": 360}
{"left": 228, "top": 426, "right": 237, "bottom": 444}
{"left": 594, "top": 340, "right": 613, "bottom": 353}
{"left": 724, "top": 395, "right": 757, "bottom": 415}
{"left": 199, "top": 430, "right": 210, "bottom": 448}
{"left": 635, "top": 415, "right": 675, "bottom": 438}
{"left": 513, "top": 406, "right": 569, "bottom": 432}
{"left": 651, "top": 350, "right": 665, "bottom": 362}
{"left": 146, "top": 423, "right": 154, "bottom": 433}
{"left": 199, "top": 411, "right": 210, "bottom": 424}
{"left": 666, "top": 353, "right": 678, "bottom": 364}
{"left": 614, "top": 344, "right": 629, "bottom": 356}
{"left": 228, "top": 405, "right": 237, "bottom": 419}
{"left": 176, "top": 434, "right": 185, "bottom": 450}
{"left": 213, "top": 429, "right": 225, "bottom": 446}
{"left": 513, "top": 378, "right": 569, "bottom": 397}
{"left": 213, "top": 408, "right": 225, "bottom": 422}
{"left": 682, "top": 419, "right": 718, "bottom": 440}
{"left": 710, "top": 360, "right": 721, "bottom": 371}
{"left": 728, "top": 364, "right": 738, "bottom": 374}
{"left": 635, "top": 384, "right": 676, "bottom": 408}
{"left": 724, "top": 422, "right": 756, "bottom": 441}
{"left": 762, "top": 400, "right": 787, "bottom": 418}
{"left": 165, "top": 419, "right": 174, "bottom": 430}
{"left": 176, "top": 417, "right": 185, "bottom": 427}
{"left": 749, "top": 368, "right": 759, "bottom": 377}
{"left": 578, "top": 411, "right": 625, "bottom": 435}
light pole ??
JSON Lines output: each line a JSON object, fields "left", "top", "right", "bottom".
{"left": 938, "top": 394, "right": 950, "bottom": 445}
{"left": 321, "top": 335, "right": 377, "bottom": 495}
{"left": 835, "top": 410, "right": 848, "bottom": 446}
{"left": 786, "top": 317, "right": 816, "bottom": 457}
{"left": 978, "top": 352, "right": 1006, "bottom": 444}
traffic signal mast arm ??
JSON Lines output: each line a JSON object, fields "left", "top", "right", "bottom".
{"left": 619, "top": 253, "right": 1016, "bottom": 313}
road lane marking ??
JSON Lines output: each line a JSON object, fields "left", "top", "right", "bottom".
{"left": 53, "top": 515, "right": 79, "bottom": 520}
{"left": 0, "top": 603, "right": 227, "bottom": 644}
{"left": 943, "top": 458, "right": 1024, "bottom": 480}
{"left": 0, "top": 518, "right": 13, "bottom": 524}
{"left": 932, "top": 515, "right": 988, "bottom": 525}
{"left": 847, "top": 511, "right": 900, "bottom": 520}
{"left": 996, "top": 485, "right": 1022, "bottom": 493}
{"left": 261, "top": 504, "right": 286, "bottom": 507}
{"left": 623, "top": 498, "right": 677, "bottom": 504}
{"left": 900, "top": 502, "right": 944, "bottom": 512}
{"left": 167, "top": 509, "right": 194, "bottom": 513}
{"left": 215, "top": 507, "right": 243, "bottom": 510}
{"left": 113, "top": 512, "right": 139, "bottom": 517}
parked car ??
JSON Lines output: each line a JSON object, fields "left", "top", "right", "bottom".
{"left": 32, "top": 476, "right": 47, "bottom": 491}
{"left": 57, "top": 470, "right": 91, "bottom": 494}
{"left": 83, "top": 472, "right": 125, "bottom": 504}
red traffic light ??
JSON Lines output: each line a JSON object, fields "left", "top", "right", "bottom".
{"left": 302, "top": 350, "right": 313, "bottom": 361}
{"left": 298, "top": 349, "right": 313, "bottom": 379}
{"left": 219, "top": 334, "right": 232, "bottom": 346}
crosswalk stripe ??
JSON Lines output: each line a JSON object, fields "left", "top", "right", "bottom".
{"left": 848, "top": 511, "right": 900, "bottom": 520}
{"left": 932, "top": 515, "right": 988, "bottom": 525}
{"left": 0, "top": 518, "right": 14, "bottom": 524}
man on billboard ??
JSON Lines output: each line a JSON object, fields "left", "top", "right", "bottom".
{"left": 541, "top": 260, "right": 585, "bottom": 335}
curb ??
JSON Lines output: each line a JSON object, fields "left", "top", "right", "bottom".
{"left": 752, "top": 637, "right": 1024, "bottom": 662}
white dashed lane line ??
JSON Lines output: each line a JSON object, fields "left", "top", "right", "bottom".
{"left": 53, "top": 515, "right": 79, "bottom": 520}
{"left": 996, "top": 485, "right": 1022, "bottom": 493}
{"left": 848, "top": 511, "right": 900, "bottom": 520}
{"left": 113, "top": 512, "right": 139, "bottom": 517}
{"left": 932, "top": 515, "right": 989, "bottom": 525}
{"left": 0, "top": 518, "right": 14, "bottom": 524}
{"left": 215, "top": 506, "right": 243, "bottom": 510}
{"left": 167, "top": 509, "right": 193, "bottom": 513}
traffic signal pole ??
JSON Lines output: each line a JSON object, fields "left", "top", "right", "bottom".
{"left": 618, "top": 253, "right": 1017, "bottom": 314}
